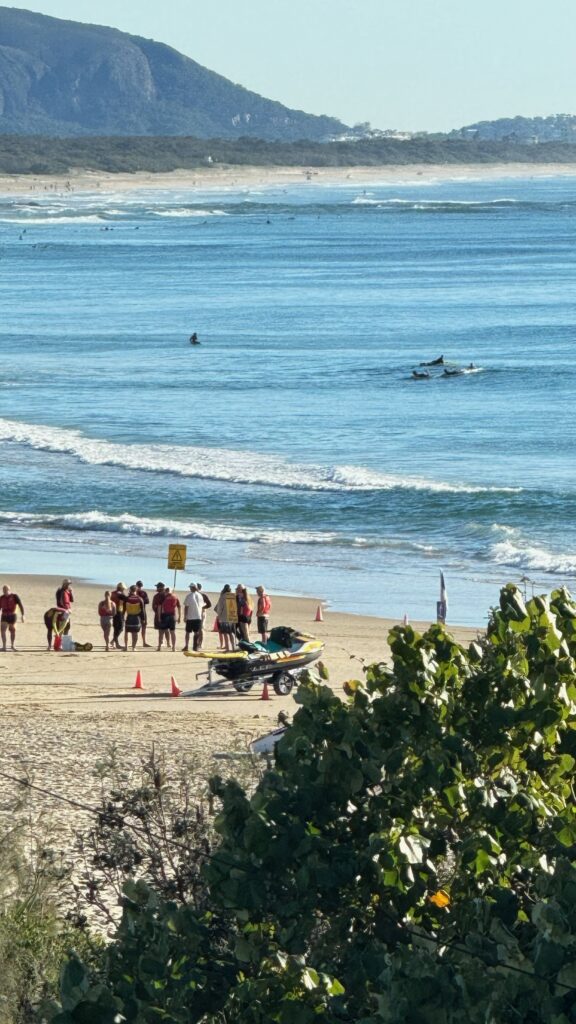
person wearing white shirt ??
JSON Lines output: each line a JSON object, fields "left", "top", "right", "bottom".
{"left": 183, "top": 583, "right": 207, "bottom": 651}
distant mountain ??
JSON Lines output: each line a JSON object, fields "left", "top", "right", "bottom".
{"left": 451, "top": 114, "right": 576, "bottom": 144}
{"left": 0, "top": 7, "right": 348, "bottom": 140}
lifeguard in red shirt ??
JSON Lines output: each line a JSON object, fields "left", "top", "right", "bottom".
{"left": 158, "top": 587, "right": 181, "bottom": 652}
{"left": 0, "top": 585, "right": 25, "bottom": 651}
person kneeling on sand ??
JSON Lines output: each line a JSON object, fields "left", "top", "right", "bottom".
{"left": 97, "top": 590, "right": 116, "bottom": 651}
{"left": 0, "top": 585, "right": 25, "bottom": 652}
{"left": 124, "top": 585, "right": 145, "bottom": 652}
{"left": 158, "top": 587, "right": 181, "bottom": 652}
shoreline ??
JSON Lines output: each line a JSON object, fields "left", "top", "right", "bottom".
{"left": 1, "top": 161, "right": 576, "bottom": 194}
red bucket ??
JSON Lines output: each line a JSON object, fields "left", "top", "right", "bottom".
{"left": 53, "top": 635, "right": 62, "bottom": 651}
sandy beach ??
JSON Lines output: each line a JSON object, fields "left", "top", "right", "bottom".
{"left": 1, "top": 162, "right": 576, "bottom": 195}
{"left": 0, "top": 574, "right": 478, "bottom": 841}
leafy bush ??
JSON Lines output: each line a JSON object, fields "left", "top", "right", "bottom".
{"left": 48, "top": 586, "right": 576, "bottom": 1022}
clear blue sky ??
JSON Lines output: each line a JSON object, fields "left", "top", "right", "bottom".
{"left": 10, "top": 0, "right": 576, "bottom": 131}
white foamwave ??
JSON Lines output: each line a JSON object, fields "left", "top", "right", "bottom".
{"left": 0, "top": 214, "right": 105, "bottom": 225}
{"left": 0, "top": 418, "right": 520, "bottom": 495}
{"left": 489, "top": 534, "right": 576, "bottom": 574}
{"left": 0, "top": 509, "right": 340, "bottom": 546}
{"left": 151, "top": 209, "right": 228, "bottom": 218}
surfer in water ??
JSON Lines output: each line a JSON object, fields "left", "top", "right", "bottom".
{"left": 420, "top": 354, "right": 444, "bottom": 366}
{"left": 412, "top": 369, "right": 430, "bottom": 379}
{"left": 189, "top": 332, "right": 200, "bottom": 345}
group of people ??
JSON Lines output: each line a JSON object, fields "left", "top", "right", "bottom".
{"left": 0, "top": 578, "right": 272, "bottom": 653}
{"left": 213, "top": 584, "right": 271, "bottom": 652}
{"left": 97, "top": 581, "right": 272, "bottom": 653}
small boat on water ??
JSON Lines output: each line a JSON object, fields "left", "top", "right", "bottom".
{"left": 183, "top": 626, "right": 324, "bottom": 694}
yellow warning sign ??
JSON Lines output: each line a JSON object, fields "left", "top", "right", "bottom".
{"left": 167, "top": 544, "right": 187, "bottom": 570}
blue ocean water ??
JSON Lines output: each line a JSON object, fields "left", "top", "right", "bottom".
{"left": 0, "top": 172, "right": 575, "bottom": 624}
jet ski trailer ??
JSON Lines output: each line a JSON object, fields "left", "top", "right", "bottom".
{"left": 183, "top": 626, "right": 324, "bottom": 695}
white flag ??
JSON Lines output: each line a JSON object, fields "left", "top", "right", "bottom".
{"left": 440, "top": 571, "right": 448, "bottom": 608}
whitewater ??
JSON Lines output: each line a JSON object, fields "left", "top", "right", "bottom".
{"left": 1, "top": 172, "right": 576, "bottom": 622}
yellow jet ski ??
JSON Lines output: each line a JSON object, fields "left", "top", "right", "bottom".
{"left": 183, "top": 626, "right": 324, "bottom": 694}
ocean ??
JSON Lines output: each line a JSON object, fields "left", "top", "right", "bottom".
{"left": 1, "top": 171, "right": 575, "bottom": 625}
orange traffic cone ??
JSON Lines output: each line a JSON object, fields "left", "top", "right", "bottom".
{"left": 170, "top": 675, "right": 182, "bottom": 697}
{"left": 132, "top": 670, "right": 143, "bottom": 690}
{"left": 260, "top": 680, "right": 271, "bottom": 701}
{"left": 315, "top": 604, "right": 323, "bottom": 623}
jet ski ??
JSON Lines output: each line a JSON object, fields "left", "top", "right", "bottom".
{"left": 183, "top": 626, "right": 324, "bottom": 694}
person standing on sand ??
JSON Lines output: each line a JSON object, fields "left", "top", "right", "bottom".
{"left": 256, "top": 585, "right": 271, "bottom": 643}
{"left": 152, "top": 582, "right": 167, "bottom": 646}
{"left": 215, "top": 585, "right": 236, "bottom": 652}
{"left": 183, "top": 583, "right": 207, "bottom": 652}
{"left": 196, "top": 583, "right": 212, "bottom": 650}
{"left": 124, "top": 585, "right": 145, "bottom": 651}
{"left": 158, "top": 587, "right": 181, "bottom": 652}
{"left": 135, "top": 580, "right": 152, "bottom": 648}
{"left": 55, "top": 579, "right": 74, "bottom": 612}
{"left": 97, "top": 590, "right": 116, "bottom": 651}
{"left": 0, "top": 585, "right": 25, "bottom": 651}
{"left": 236, "top": 585, "right": 253, "bottom": 642}
{"left": 110, "top": 583, "right": 127, "bottom": 650}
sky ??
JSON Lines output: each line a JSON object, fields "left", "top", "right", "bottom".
{"left": 9, "top": 0, "right": 576, "bottom": 132}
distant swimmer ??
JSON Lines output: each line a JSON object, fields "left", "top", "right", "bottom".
{"left": 420, "top": 354, "right": 444, "bottom": 366}
{"left": 412, "top": 370, "right": 430, "bottom": 379}
{"left": 189, "top": 333, "right": 201, "bottom": 345}
{"left": 468, "top": 362, "right": 476, "bottom": 369}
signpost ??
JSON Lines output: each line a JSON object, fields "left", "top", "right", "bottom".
{"left": 167, "top": 544, "right": 187, "bottom": 589}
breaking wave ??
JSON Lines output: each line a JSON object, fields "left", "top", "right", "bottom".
{"left": 0, "top": 418, "right": 521, "bottom": 496}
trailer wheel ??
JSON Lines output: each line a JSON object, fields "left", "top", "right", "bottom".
{"left": 272, "top": 671, "right": 294, "bottom": 696}
{"left": 233, "top": 679, "right": 254, "bottom": 694}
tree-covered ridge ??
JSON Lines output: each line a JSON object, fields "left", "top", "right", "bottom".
{"left": 49, "top": 585, "right": 576, "bottom": 1023}
{"left": 2, "top": 134, "right": 576, "bottom": 174}
{"left": 453, "top": 114, "right": 576, "bottom": 144}
{"left": 0, "top": 6, "right": 346, "bottom": 141}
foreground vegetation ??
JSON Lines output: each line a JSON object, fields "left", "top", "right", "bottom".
{"left": 1, "top": 136, "right": 576, "bottom": 175}
{"left": 17, "top": 584, "right": 573, "bottom": 1023}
